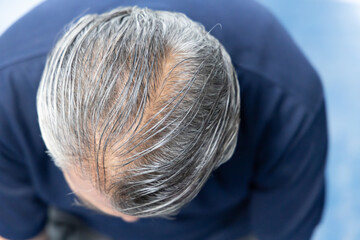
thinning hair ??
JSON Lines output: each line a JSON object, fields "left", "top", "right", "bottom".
{"left": 37, "top": 6, "right": 240, "bottom": 218}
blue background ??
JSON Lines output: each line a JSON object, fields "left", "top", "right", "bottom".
{"left": 255, "top": 0, "right": 360, "bottom": 239}
{"left": 1, "top": 0, "right": 359, "bottom": 239}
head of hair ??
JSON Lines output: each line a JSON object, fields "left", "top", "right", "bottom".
{"left": 37, "top": 6, "right": 240, "bottom": 218}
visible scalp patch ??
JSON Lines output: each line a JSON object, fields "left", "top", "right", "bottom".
{"left": 37, "top": 6, "right": 240, "bottom": 217}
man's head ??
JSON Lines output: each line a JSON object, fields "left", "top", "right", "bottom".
{"left": 37, "top": 6, "right": 240, "bottom": 220}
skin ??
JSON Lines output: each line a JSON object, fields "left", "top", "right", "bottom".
{"left": 63, "top": 169, "right": 140, "bottom": 223}
{"left": 0, "top": 171, "right": 139, "bottom": 240}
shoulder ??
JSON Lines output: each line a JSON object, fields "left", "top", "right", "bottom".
{"left": 0, "top": 0, "right": 120, "bottom": 69}
{"left": 0, "top": 57, "right": 46, "bottom": 160}
{"left": 180, "top": 0, "right": 325, "bottom": 113}
{"left": 0, "top": 0, "right": 325, "bottom": 130}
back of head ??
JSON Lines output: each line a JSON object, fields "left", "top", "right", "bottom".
{"left": 37, "top": 6, "right": 240, "bottom": 218}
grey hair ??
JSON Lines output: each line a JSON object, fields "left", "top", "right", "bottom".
{"left": 37, "top": 6, "right": 240, "bottom": 218}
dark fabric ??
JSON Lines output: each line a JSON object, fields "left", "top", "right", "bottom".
{"left": 46, "top": 207, "right": 111, "bottom": 240}
{"left": 237, "top": 235, "right": 257, "bottom": 240}
{"left": 47, "top": 207, "right": 256, "bottom": 240}
{"left": 0, "top": 0, "right": 328, "bottom": 239}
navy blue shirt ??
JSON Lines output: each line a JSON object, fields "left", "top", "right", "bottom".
{"left": 0, "top": 0, "right": 328, "bottom": 239}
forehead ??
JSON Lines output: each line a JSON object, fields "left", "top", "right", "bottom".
{"left": 63, "top": 169, "right": 140, "bottom": 222}
{"left": 63, "top": 168, "right": 111, "bottom": 206}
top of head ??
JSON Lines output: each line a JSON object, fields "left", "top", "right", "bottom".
{"left": 36, "top": 6, "right": 240, "bottom": 218}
